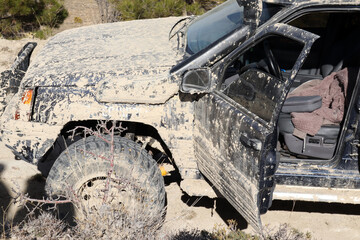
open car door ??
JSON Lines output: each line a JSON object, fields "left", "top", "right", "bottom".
{"left": 193, "top": 24, "right": 319, "bottom": 232}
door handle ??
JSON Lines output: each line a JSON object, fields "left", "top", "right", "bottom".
{"left": 240, "top": 134, "right": 262, "bottom": 151}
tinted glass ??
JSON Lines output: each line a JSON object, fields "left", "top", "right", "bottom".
{"left": 221, "top": 35, "right": 304, "bottom": 122}
{"left": 186, "top": 0, "right": 284, "bottom": 55}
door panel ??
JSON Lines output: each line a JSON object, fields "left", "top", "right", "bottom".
{"left": 194, "top": 23, "right": 319, "bottom": 232}
{"left": 195, "top": 93, "right": 269, "bottom": 229}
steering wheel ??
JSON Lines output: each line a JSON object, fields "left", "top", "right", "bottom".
{"left": 263, "top": 40, "right": 283, "bottom": 80}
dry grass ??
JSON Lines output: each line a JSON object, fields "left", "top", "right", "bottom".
{"left": 3, "top": 208, "right": 313, "bottom": 240}
{"left": 1, "top": 121, "right": 314, "bottom": 240}
{"left": 9, "top": 212, "right": 69, "bottom": 239}
{"left": 5, "top": 184, "right": 167, "bottom": 239}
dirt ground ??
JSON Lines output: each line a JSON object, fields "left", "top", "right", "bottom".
{"left": 0, "top": 141, "right": 360, "bottom": 240}
{"left": 1, "top": 2, "right": 360, "bottom": 239}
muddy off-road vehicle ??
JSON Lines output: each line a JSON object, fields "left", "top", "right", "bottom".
{"left": 2, "top": 0, "right": 360, "bottom": 232}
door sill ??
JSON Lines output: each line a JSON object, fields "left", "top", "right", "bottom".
{"left": 274, "top": 185, "right": 360, "bottom": 204}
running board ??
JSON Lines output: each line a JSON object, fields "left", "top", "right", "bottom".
{"left": 274, "top": 185, "right": 360, "bottom": 204}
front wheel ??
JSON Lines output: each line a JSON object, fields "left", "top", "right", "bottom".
{"left": 45, "top": 135, "right": 166, "bottom": 231}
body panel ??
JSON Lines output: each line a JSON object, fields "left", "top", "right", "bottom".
{"left": 22, "top": 17, "right": 184, "bottom": 104}
{"left": 1, "top": 87, "right": 196, "bottom": 165}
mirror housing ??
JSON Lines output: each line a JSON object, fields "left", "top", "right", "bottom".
{"left": 236, "top": 0, "right": 262, "bottom": 33}
{"left": 180, "top": 68, "right": 212, "bottom": 94}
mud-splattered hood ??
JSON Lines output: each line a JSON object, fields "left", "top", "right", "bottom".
{"left": 22, "top": 17, "right": 184, "bottom": 103}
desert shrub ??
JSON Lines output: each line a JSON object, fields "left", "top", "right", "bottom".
{"left": 169, "top": 229, "right": 213, "bottom": 239}
{"left": 108, "top": 0, "right": 201, "bottom": 21}
{"left": 191, "top": 0, "right": 226, "bottom": 11}
{"left": 105, "top": 0, "right": 226, "bottom": 22}
{"left": 264, "top": 223, "right": 312, "bottom": 240}
{"left": 211, "top": 220, "right": 259, "bottom": 240}
{"left": 0, "top": 0, "right": 68, "bottom": 38}
{"left": 10, "top": 212, "right": 70, "bottom": 239}
{"left": 34, "top": 26, "right": 52, "bottom": 39}
{"left": 73, "top": 16, "right": 83, "bottom": 24}
{"left": 169, "top": 221, "right": 313, "bottom": 240}
{"left": 71, "top": 203, "right": 166, "bottom": 239}
{"left": 7, "top": 214, "right": 315, "bottom": 240}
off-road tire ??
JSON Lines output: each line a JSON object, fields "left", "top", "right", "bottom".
{"left": 45, "top": 135, "right": 165, "bottom": 226}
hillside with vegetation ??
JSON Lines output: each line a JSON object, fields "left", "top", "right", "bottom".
{"left": 0, "top": 0, "right": 225, "bottom": 39}
{"left": 0, "top": 0, "right": 68, "bottom": 38}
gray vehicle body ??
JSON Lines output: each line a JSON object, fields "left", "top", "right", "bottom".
{"left": 2, "top": 0, "right": 360, "bottom": 232}
{"left": 1, "top": 17, "right": 188, "bottom": 163}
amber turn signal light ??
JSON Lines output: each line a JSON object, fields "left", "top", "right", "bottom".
{"left": 21, "top": 89, "right": 33, "bottom": 105}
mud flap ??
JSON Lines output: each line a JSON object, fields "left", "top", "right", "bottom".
{"left": 0, "top": 42, "right": 37, "bottom": 116}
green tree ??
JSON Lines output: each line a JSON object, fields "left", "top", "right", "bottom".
{"left": 0, "top": 0, "right": 68, "bottom": 38}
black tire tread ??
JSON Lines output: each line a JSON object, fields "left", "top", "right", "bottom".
{"left": 45, "top": 135, "right": 165, "bottom": 212}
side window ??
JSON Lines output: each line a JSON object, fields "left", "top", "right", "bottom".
{"left": 221, "top": 35, "right": 304, "bottom": 122}
{"left": 287, "top": 12, "right": 330, "bottom": 74}
{"left": 289, "top": 12, "right": 329, "bottom": 35}
{"left": 287, "top": 12, "right": 360, "bottom": 75}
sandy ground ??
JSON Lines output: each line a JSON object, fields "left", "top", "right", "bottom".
{"left": 1, "top": 4, "right": 360, "bottom": 239}
{"left": 0, "top": 140, "right": 360, "bottom": 239}
{"left": 53, "top": 0, "right": 102, "bottom": 34}
{"left": 0, "top": 39, "right": 47, "bottom": 73}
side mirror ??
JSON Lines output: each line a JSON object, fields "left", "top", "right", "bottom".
{"left": 180, "top": 68, "right": 211, "bottom": 93}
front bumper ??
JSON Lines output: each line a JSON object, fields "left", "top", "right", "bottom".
{"left": 1, "top": 119, "right": 62, "bottom": 164}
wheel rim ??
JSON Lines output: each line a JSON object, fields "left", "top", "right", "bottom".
{"left": 77, "top": 176, "right": 138, "bottom": 215}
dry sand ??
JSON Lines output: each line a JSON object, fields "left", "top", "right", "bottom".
{"left": 0, "top": 140, "right": 360, "bottom": 239}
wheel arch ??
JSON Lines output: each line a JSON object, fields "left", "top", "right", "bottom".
{"left": 38, "top": 119, "right": 173, "bottom": 176}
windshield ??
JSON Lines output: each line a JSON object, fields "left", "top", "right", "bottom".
{"left": 186, "top": 0, "right": 284, "bottom": 55}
